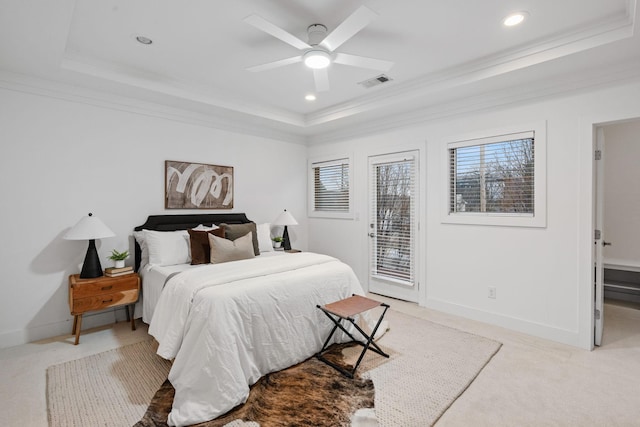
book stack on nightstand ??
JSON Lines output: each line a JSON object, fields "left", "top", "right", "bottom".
{"left": 104, "top": 266, "right": 133, "bottom": 277}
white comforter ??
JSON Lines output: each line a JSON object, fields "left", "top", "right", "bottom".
{"left": 148, "top": 252, "right": 365, "bottom": 427}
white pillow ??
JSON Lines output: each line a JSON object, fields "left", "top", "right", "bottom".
{"left": 191, "top": 224, "right": 219, "bottom": 231}
{"left": 133, "top": 230, "right": 149, "bottom": 270}
{"left": 256, "top": 223, "right": 274, "bottom": 253}
{"left": 143, "top": 229, "right": 191, "bottom": 266}
{"left": 208, "top": 232, "right": 255, "bottom": 264}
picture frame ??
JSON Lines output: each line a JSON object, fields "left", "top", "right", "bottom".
{"left": 165, "top": 160, "right": 234, "bottom": 209}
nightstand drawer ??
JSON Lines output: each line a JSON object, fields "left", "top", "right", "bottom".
{"left": 72, "top": 275, "right": 138, "bottom": 298}
{"left": 72, "top": 289, "right": 139, "bottom": 313}
{"left": 68, "top": 272, "right": 141, "bottom": 345}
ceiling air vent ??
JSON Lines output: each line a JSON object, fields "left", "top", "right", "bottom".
{"left": 358, "top": 74, "right": 393, "bottom": 89}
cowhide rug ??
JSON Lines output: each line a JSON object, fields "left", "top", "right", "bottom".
{"left": 134, "top": 343, "right": 375, "bottom": 427}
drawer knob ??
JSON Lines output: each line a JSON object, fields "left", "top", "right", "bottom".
{"left": 101, "top": 285, "right": 113, "bottom": 291}
{"left": 103, "top": 298, "right": 113, "bottom": 304}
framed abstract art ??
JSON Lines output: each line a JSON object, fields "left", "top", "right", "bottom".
{"left": 165, "top": 160, "right": 234, "bottom": 209}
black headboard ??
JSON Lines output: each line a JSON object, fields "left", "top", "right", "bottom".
{"left": 133, "top": 213, "right": 251, "bottom": 271}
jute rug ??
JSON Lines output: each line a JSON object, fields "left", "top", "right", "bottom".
{"left": 47, "top": 339, "right": 171, "bottom": 427}
{"left": 47, "top": 310, "right": 502, "bottom": 427}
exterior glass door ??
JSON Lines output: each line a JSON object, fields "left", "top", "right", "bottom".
{"left": 368, "top": 151, "right": 419, "bottom": 302}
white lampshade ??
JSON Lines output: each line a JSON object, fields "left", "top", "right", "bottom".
{"left": 64, "top": 213, "right": 115, "bottom": 240}
{"left": 273, "top": 210, "right": 298, "bottom": 226}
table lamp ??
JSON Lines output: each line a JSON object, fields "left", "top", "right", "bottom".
{"left": 273, "top": 209, "right": 298, "bottom": 251}
{"left": 64, "top": 213, "right": 115, "bottom": 278}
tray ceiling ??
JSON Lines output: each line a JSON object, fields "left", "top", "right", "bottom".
{"left": 0, "top": 0, "right": 638, "bottom": 141}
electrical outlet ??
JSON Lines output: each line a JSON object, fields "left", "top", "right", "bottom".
{"left": 488, "top": 287, "right": 497, "bottom": 299}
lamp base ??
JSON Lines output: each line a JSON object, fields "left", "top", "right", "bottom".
{"left": 283, "top": 226, "right": 292, "bottom": 251}
{"left": 80, "top": 239, "right": 104, "bottom": 279}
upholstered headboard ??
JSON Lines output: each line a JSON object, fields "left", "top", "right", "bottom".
{"left": 133, "top": 213, "right": 252, "bottom": 271}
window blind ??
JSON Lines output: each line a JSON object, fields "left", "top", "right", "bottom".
{"left": 449, "top": 133, "right": 534, "bottom": 215}
{"left": 370, "top": 157, "right": 415, "bottom": 284}
{"left": 312, "top": 159, "right": 350, "bottom": 212}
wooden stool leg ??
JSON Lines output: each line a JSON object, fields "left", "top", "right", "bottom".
{"left": 74, "top": 314, "right": 83, "bottom": 345}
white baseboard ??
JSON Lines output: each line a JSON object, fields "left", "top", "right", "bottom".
{"left": 0, "top": 305, "right": 142, "bottom": 350}
{"left": 423, "top": 297, "right": 583, "bottom": 348}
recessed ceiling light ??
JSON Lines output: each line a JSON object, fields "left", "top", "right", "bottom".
{"left": 305, "top": 94, "right": 317, "bottom": 101}
{"left": 136, "top": 35, "right": 153, "bottom": 45}
{"left": 503, "top": 12, "right": 528, "bottom": 27}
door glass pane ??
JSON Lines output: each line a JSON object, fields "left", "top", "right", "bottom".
{"left": 372, "top": 159, "right": 415, "bottom": 283}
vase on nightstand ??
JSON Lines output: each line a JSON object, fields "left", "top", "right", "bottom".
{"left": 114, "top": 260, "right": 125, "bottom": 268}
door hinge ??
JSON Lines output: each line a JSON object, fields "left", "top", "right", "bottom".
{"left": 595, "top": 308, "right": 601, "bottom": 320}
{"left": 594, "top": 229, "right": 601, "bottom": 240}
{"left": 595, "top": 150, "right": 602, "bottom": 160}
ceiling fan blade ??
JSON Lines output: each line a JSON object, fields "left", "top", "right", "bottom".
{"left": 313, "top": 68, "right": 330, "bottom": 92}
{"left": 334, "top": 53, "right": 394, "bottom": 71}
{"left": 244, "top": 14, "right": 311, "bottom": 50}
{"left": 320, "top": 5, "right": 378, "bottom": 52}
{"left": 246, "top": 56, "right": 302, "bottom": 72}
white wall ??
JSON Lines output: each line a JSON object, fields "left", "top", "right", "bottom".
{"left": 307, "top": 79, "right": 640, "bottom": 349}
{"left": 0, "top": 87, "right": 308, "bottom": 348}
{"left": 603, "top": 120, "right": 640, "bottom": 270}
{"left": 4, "top": 78, "right": 640, "bottom": 351}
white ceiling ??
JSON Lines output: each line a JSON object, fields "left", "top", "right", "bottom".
{"left": 0, "top": 0, "right": 638, "bottom": 143}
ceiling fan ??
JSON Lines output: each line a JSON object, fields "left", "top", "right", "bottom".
{"left": 243, "top": 5, "right": 394, "bottom": 92}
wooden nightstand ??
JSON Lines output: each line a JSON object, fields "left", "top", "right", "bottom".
{"left": 68, "top": 273, "right": 140, "bottom": 345}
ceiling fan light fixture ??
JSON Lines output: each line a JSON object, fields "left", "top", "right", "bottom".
{"left": 304, "top": 50, "right": 331, "bottom": 69}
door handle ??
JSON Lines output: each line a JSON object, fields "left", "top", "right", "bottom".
{"left": 368, "top": 233, "right": 375, "bottom": 238}
{"left": 602, "top": 241, "right": 612, "bottom": 247}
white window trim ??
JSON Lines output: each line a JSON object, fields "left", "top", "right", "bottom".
{"left": 308, "top": 154, "right": 354, "bottom": 219}
{"left": 441, "top": 121, "right": 547, "bottom": 228}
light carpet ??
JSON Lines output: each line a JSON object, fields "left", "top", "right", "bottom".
{"left": 46, "top": 310, "right": 501, "bottom": 427}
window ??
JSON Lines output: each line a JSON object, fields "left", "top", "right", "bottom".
{"left": 308, "top": 156, "right": 353, "bottom": 218}
{"left": 451, "top": 132, "right": 534, "bottom": 214}
{"left": 442, "top": 123, "right": 546, "bottom": 227}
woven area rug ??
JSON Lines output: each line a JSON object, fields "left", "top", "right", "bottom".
{"left": 47, "top": 339, "right": 171, "bottom": 427}
{"left": 46, "top": 310, "right": 501, "bottom": 427}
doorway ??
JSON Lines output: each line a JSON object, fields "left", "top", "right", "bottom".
{"left": 594, "top": 119, "right": 640, "bottom": 346}
{"left": 368, "top": 151, "right": 419, "bottom": 302}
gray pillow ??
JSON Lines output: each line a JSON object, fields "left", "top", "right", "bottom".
{"left": 208, "top": 232, "right": 255, "bottom": 264}
{"left": 220, "top": 222, "right": 260, "bottom": 255}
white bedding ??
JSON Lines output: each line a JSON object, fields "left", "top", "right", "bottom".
{"left": 140, "top": 252, "right": 285, "bottom": 323}
{"left": 147, "top": 252, "right": 365, "bottom": 427}
{"left": 139, "top": 263, "right": 195, "bottom": 323}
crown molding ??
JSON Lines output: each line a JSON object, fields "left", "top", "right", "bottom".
{"left": 3, "top": 59, "right": 639, "bottom": 148}
{"left": 60, "top": 52, "right": 307, "bottom": 128}
{"left": 0, "top": 70, "right": 306, "bottom": 145}
{"left": 306, "top": 59, "right": 640, "bottom": 145}
{"left": 305, "top": 9, "right": 636, "bottom": 127}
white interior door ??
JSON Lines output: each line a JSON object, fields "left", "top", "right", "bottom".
{"left": 594, "top": 127, "right": 605, "bottom": 346}
{"left": 368, "top": 151, "right": 419, "bottom": 302}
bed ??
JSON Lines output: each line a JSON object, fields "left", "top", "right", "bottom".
{"left": 133, "top": 214, "right": 366, "bottom": 427}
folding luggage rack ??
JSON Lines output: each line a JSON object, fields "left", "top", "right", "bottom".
{"left": 315, "top": 294, "right": 390, "bottom": 378}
